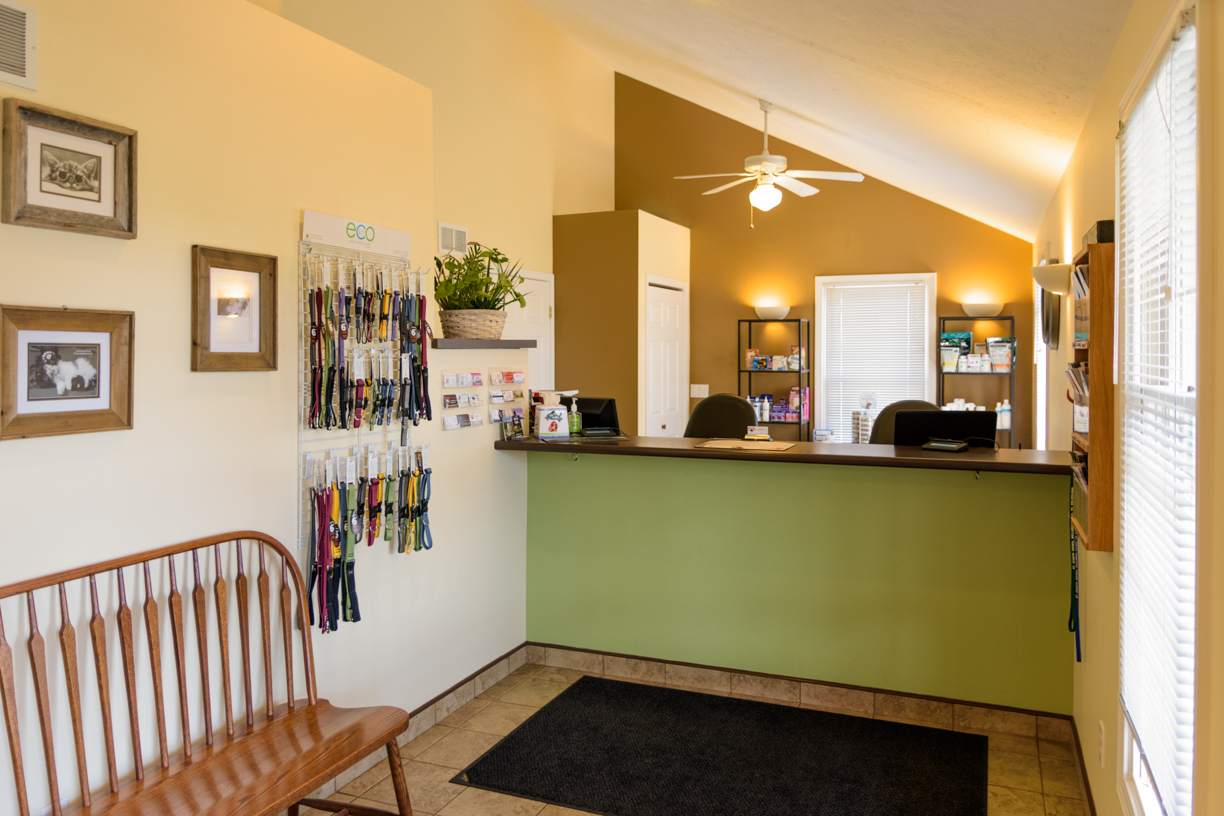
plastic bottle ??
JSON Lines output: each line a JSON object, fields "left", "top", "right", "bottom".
{"left": 999, "top": 399, "right": 1012, "bottom": 430}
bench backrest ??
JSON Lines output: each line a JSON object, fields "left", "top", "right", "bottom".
{"left": 0, "top": 531, "right": 315, "bottom": 816}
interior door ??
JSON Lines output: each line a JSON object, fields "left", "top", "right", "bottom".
{"left": 501, "top": 270, "right": 554, "bottom": 390}
{"left": 646, "top": 283, "right": 685, "bottom": 436}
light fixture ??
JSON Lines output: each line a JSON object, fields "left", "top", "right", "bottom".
{"left": 754, "top": 305, "right": 790, "bottom": 320}
{"left": 962, "top": 302, "right": 1004, "bottom": 317}
{"left": 1032, "top": 263, "right": 1073, "bottom": 295}
{"left": 749, "top": 180, "right": 782, "bottom": 212}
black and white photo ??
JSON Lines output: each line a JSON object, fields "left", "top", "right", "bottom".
{"left": 26, "top": 343, "right": 101, "bottom": 401}
{"left": 217, "top": 296, "right": 250, "bottom": 318}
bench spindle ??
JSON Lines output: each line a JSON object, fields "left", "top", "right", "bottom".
{"left": 168, "top": 558, "right": 192, "bottom": 759}
{"left": 281, "top": 558, "right": 295, "bottom": 711}
{"left": 116, "top": 570, "right": 143, "bottom": 780}
{"left": 214, "top": 546, "right": 234, "bottom": 737}
{"left": 258, "top": 544, "right": 274, "bottom": 721}
{"left": 143, "top": 563, "right": 170, "bottom": 769}
{"left": 57, "top": 585, "right": 90, "bottom": 807}
{"left": 191, "top": 551, "right": 214, "bottom": 746}
{"left": 27, "top": 593, "right": 62, "bottom": 815}
{"left": 88, "top": 577, "right": 120, "bottom": 793}
{"left": 236, "top": 541, "right": 255, "bottom": 727}
{"left": 1, "top": 606, "right": 31, "bottom": 816}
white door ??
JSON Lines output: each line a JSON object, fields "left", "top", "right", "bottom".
{"left": 501, "top": 270, "right": 554, "bottom": 390}
{"left": 646, "top": 283, "right": 685, "bottom": 436}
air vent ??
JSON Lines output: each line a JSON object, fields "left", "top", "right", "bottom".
{"left": 438, "top": 221, "right": 469, "bottom": 255}
{"left": 0, "top": 0, "right": 35, "bottom": 91}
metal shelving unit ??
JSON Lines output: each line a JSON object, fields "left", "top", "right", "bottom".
{"left": 737, "top": 318, "right": 812, "bottom": 441}
{"left": 937, "top": 315, "right": 1016, "bottom": 448}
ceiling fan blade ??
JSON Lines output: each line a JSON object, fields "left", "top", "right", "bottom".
{"left": 702, "top": 176, "right": 757, "bottom": 195}
{"left": 786, "top": 170, "right": 865, "bottom": 182}
{"left": 774, "top": 175, "right": 819, "bottom": 197}
{"left": 675, "top": 173, "right": 753, "bottom": 180}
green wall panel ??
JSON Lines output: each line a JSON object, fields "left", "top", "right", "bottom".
{"left": 525, "top": 452, "right": 1073, "bottom": 714}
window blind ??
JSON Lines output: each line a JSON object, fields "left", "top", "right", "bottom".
{"left": 1118, "top": 22, "right": 1197, "bottom": 816}
{"left": 820, "top": 278, "right": 932, "bottom": 442}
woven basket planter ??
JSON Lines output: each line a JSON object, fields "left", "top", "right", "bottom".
{"left": 438, "top": 309, "right": 507, "bottom": 340}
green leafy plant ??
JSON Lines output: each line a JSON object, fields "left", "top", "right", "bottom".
{"left": 433, "top": 244, "right": 527, "bottom": 311}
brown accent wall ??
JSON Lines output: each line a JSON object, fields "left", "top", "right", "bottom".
{"left": 614, "top": 75, "right": 1036, "bottom": 448}
{"left": 554, "top": 210, "right": 642, "bottom": 433}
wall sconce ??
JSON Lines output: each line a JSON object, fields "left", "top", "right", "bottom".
{"left": 1032, "top": 263, "right": 1073, "bottom": 296}
{"left": 754, "top": 305, "right": 790, "bottom": 320}
{"left": 961, "top": 302, "right": 1004, "bottom": 317}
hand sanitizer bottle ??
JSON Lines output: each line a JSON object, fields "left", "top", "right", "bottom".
{"left": 999, "top": 399, "right": 1012, "bottom": 430}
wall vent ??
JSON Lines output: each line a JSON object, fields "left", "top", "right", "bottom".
{"left": 438, "top": 222, "right": 469, "bottom": 255}
{"left": 0, "top": 0, "right": 36, "bottom": 91}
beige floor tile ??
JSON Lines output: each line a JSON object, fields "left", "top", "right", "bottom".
{"left": 461, "top": 701, "right": 538, "bottom": 736}
{"left": 800, "top": 703, "right": 874, "bottom": 719}
{"left": 801, "top": 683, "right": 874, "bottom": 717}
{"left": 602, "top": 655, "right": 666, "bottom": 684}
{"left": 474, "top": 662, "right": 510, "bottom": 695}
{"left": 478, "top": 675, "right": 529, "bottom": 701}
{"left": 544, "top": 648, "right": 603, "bottom": 674}
{"left": 1040, "top": 759, "right": 1082, "bottom": 799}
{"left": 299, "top": 792, "right": 355, "bottom": 816}
{"left": 604, "top": 674, "right": 664, "bottom": 687}
{"left": 532, "top": 665, "right": 591, "bottom": 684}
{"left": 730, "top": 673, "right": 801, "bottom": 703}
{"left": 416, "top": 728, "right": 503, "bottom": 770}
{"left": 664, "top": 664, "right": 730, "bottom": 692}
{"left": 956, "top": 705, "right": 1037, "bottom": 737}
{"left": 436, "top": 682, "right": 476, "bottom": 722}
{"left": 1038, "top": 739, "right": 1076, "bottom": 762}
{"left": 957, "top": 728, "right": 1040, "bottom": 756}
{"left": 338, "top": 761, "right": 391, "bottom": 796}
{"left": 500, "top": 678, "right": 571, "bottom": 707}
{"left": 874, "top": 694, "right": 954, "bottom": 728}
{"left": 539, "top": 805, "right": 598, "bottom": 815}
{"left": 1044, "top": 794, "right": 1088, "bottom": 815}
{"left": 1037, "top": 717, "right": 1074, "bottom": 742}
{"left": 402, "top": 725, "right": 456, "bottom": 760}
{"left": 507, "top": 647, "right": 529, "bottom": 673}
{"left": 665, "top": 683, "right": 730, "bottom": 697}
{"left": 989, "top": 750, "right": 1043, "bottom": 793}
{"left": 987, "top": 785, "right": 1046, "bottom": 816}
{"left": 527, "top": 644, "right": 548, "bottom": 664}
{"left": 510, "top": 662, "right": 544, "bottom": 678}
{"left": 349, "top": 796, "right": 430, "bottom": 814}
{"left": 404, "top": 705, "right": 436, "bottom": 743}
{"left": 364, "top": 761, "right": 465, "bottom": 813}
{"left": 438, "top": 786, "right": 545, "bottom": 815}
{"left": 439, "top": 699, "right": 492, "bottom": 727}
{"left": 731, "top": 693, "right": 799, "bottom": 706}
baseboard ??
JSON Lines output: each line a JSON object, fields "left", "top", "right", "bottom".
{"left": 409, "top": 641, "right": 528, "bottom": 719}
{"left": 1070, "top": 719, "right": 1098, "bottom": 816}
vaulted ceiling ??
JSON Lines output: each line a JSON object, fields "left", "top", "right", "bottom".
{"left": 521, "top": 0, "right": 1135, "bottom": 240}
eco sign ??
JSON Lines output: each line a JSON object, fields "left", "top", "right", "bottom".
{"left": 302, "top": 210, "right": 411, "bottom": 261}
{"left": 346, "top": 222, "right": 376, "bottom": 241}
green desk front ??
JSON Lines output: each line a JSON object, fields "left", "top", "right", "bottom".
{"left": 519, "top": 446, "right": 1073, "bottom": 714}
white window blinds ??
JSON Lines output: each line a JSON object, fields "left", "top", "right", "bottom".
{"left": 818, "top": 276, "right": 934, "bottom": 442}
{"left": 1118, "top": 21, "right": 1197, "bottom": 816}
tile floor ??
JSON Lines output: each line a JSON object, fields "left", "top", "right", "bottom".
{"left": 303, "top": 656, "right": 1092, "bottom": 816}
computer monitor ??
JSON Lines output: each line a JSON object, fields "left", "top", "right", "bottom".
{"left": 893, "top": 410, "right": 997, "bottom": 448}
{"left": 560, "top": 396, "right": 621, "bottom": 433}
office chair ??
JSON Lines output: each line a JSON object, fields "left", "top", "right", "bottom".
{"left": 684, "top": 393, "right": 758, "bottom": 439}
{"left": 868, "top": 399, "right": 941, "bottom": 445}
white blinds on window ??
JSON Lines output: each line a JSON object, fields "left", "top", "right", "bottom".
{"left": 1118, "top": 23, "right": 1197, "bottom": 816}
{"left": 820, "top": 279, "right": 931, "bottom": 442}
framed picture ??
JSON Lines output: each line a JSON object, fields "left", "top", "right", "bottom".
{"left": 191, "top": 246, "right": 277, "bottom": 371}
{"left": 0, "top": 305, "right": 134, "bottom": 441}
{"left": 2, "top": 99, "right": 137, "bottom": 239}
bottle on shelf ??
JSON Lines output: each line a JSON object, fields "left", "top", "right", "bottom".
{"left": 998, "top": 399, "right": 1011, "bottom": 430}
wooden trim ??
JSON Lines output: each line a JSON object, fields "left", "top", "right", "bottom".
{"left": 191, "top": 246, "right": 278, "bottom": 372}
{"left": 2, "top": 98, "right": 137, "bottom": 240}
{"left": 527, "top": 641, "right": 1075, "bottom": 721}
{"left": 1070, "top": 718, "right": 1098, "bottom": 816}
{"left": 0, "top": 304, "right": 134, "bottom": 441}
{"left": 1084, "top": 243, "right": 1115, "bottom": 552}
{"left": 408, "top": 642, "right": 527, "bottom": 719}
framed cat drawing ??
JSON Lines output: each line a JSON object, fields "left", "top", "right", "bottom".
{"left": 2, "top": 99, "right": 137, "bottom": 239}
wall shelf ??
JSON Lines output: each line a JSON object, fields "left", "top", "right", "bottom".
{"left": 431, "top": 338, "right": 537, "bottom": 349}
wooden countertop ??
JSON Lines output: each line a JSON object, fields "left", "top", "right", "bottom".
{"left": 494, "top": 436, "right": 1072, "bottom": 475}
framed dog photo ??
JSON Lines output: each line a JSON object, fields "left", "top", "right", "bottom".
{"left": 191, "top": 246, "right": 277, "bottom": 371}
{"left": 2, "top": 99, "right": 137, "bottom": 239}
{"left": 0, "top": 305, "right": 134, "bottom": 441}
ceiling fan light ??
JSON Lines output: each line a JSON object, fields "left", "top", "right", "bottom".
{"left": 749, "top": 182, "right": 782, "bottom": 212}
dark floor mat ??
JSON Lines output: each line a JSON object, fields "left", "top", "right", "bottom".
{"left": 453, "top": 675, "right": 987, "bottom": 816}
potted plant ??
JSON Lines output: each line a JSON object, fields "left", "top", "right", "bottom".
{"left": 433, "top": 243, "right": 527, "bottom": 339}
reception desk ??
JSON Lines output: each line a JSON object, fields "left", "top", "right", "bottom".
{"left": 496, "top": 437, "right": 1074, "bottom": 714}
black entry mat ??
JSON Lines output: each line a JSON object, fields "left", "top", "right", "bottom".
{"left": 453, "top": 676, "right": 987, "bottom": 816}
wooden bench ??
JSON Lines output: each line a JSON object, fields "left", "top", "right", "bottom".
{"left": 0, "top": 531, "right": 414, "bottom": 816}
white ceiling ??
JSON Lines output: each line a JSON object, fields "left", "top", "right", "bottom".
{"left": 521, "top": 0, "right": 1135, "bottom": 240}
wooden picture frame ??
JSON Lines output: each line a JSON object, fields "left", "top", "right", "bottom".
{"left": 2, "top": 98, "right": 138, "bottom": 239}
{"left": 0, "top": 305, "right": 134, "bottom": 441}
{"left": 191, "top": 246, "right": 277, "bottom": 371}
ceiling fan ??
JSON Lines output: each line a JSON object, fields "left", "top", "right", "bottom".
{"left": 675, "top": 99, "right": 864, "bottom": 213}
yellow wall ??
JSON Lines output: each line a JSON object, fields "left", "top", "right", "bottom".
{"left": 251, "top": 0, "right": 616, "bottom": 275}
{"left": 1035, "top": 0, "right": 1224, "bottom": 812}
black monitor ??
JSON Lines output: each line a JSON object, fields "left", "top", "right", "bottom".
{"left": 559, "top": 396, "right": 621, "bottom": 434}
{"left": 893, "top": 410, "right": 997, "bottom": 448}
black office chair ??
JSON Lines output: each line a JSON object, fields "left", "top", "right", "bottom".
{"left": 684, "top": 394, "right": 758, "bottom": 439}
{"left": 868, "top": 400, "right": 941, "bottom": 445}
